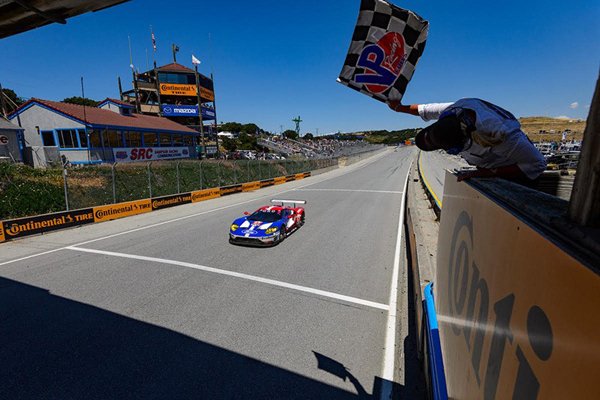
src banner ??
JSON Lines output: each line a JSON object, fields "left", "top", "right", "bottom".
{"left": 338, "top": 0, "right": 429, "bottom": 104}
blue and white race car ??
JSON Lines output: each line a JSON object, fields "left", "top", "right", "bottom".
{"left": 229, "top": 199, "right": 306, "bottom": 246}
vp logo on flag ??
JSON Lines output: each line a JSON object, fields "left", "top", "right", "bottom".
{"left": 355, "top": 32, "right": 407, "bottom": 94}
{"left": 338, "top": 0, "right": 429, "bottom": 104}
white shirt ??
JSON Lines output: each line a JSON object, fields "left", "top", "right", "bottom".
{"left": 417, "top": 99, "right": 547, "bottom": 180}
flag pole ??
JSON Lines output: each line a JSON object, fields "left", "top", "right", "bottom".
{"left": 128, "top": 35, "right": 141, "bottom": 113}
{"left": 194, "top": 62, "right": 205, "bottom": 159}
{"left": 211, "top": 72, "right": 220, "bottom": 158}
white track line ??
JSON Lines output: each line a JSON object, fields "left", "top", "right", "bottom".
{"left": 380, "top": 159, "right": 413, "bottom": 400}
{"left": 66, "top": 246, "right": 389, "bottom": 311}
{"left": 294, "top": 188, "right": 403, "bottom": 194}
{"left": 0, "top": 150, "right": 393, "bottom": 267}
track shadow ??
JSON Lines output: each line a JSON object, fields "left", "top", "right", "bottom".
{"left": 399, "top": 221, "right": 428, "bottom": 399}
{"left": 0, "top": 277, "right": 390, "bottom": 399}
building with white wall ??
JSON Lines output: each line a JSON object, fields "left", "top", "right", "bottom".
{"left": 9, "top": 98, "right": 199, "bottom": 167}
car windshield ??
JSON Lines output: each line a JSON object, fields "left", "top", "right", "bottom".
{"left": 247, "top": 210, "right": 282, "bottom": 223}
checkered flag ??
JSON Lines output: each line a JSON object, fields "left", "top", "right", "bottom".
{"left": 338, "top": 0, "right": 429, "bottom": 104}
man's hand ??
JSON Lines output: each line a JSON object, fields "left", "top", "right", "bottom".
{"left": 387, "top": 101, "right": 420, "bottom": 116}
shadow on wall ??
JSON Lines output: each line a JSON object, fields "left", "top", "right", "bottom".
{"left": 0, "top": 277, "right": 406, "bottom": 399}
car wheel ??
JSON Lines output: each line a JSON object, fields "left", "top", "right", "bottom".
{"left": 300, "top": 213, "right": 305, "bottom": 226}
{"left": 280, "top": 226, "right": 287, "bottom": 242}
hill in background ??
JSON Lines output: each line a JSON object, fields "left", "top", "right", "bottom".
{"left": 350, "top": 117, "right": 587, "bottom": 145}
{"left": 519, "top": 117, "right": 586, "bottom": 142}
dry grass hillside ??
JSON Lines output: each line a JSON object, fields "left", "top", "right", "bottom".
{"left": 520, "top": 117, "right": 586, "bottom": 142}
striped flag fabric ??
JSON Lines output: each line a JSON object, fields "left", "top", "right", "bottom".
{"left": 151, "top": 32, "right": 157, "bottom": 52}
{"left": 338, "top": 0, "right": 429, "bottom": 104}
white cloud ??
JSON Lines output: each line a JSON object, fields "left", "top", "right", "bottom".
{"left": 570, "top": 102, "right": 579, "bottom": 109}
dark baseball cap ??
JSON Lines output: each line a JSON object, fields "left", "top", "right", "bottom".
{"left": 415, "top": 115, "right": 464, "bottom": 151}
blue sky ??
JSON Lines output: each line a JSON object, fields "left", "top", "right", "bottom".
{"left": 0, "top": 0, "right": 598, "bottom": 134}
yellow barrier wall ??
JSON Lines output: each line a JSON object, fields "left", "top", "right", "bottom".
{"left": 93, "top": 200, "right": 152, "bottom": 223}
{"left": 436, "top": 171, "right": 600, "bottom": 399}
{"left": 191, "top": 188, "right": 221, "bottom": 202}
{"left": 0, "top": 173, "right": 311, "bottom": 243}
{"left": 242, "top": 181, "right": 261, "bottom": 192}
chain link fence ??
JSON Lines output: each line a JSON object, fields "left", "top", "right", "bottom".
{"left": 1, "top": 147, "right": 384, "bottom": 220}
{"left": 0, "top": 158, "right": 337, "bottom": 219}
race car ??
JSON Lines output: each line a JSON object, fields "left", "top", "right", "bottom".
{"left": 229, "top": 199, "right": 306, "bottom": 246}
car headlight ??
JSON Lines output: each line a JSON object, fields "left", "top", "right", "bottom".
{"left": 265, "top": 227, "right": 278, "bottom": 234}
{"left": 230, "top": 224, "right": 239, "bottom": 231}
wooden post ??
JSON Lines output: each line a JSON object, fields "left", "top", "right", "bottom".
{"left": 568, "top": 73, "right": 600, "bottom": 227}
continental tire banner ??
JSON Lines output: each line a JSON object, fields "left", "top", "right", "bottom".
{"left": 158, "top": 83, "right": 215, "bottom": 102}
{"left": 152, "top": 193, "right": 192, "bottom": 210}
{"left": 159, "top": 83, "right": 196, "bottom": 96}
{"left": 0, "top": 222, "right": 5, "bottom": 243}
{"left": 242, "top": 181, "right": 261, "bottom": 192}
{"left": 294, "top": 173, "right": 305, "bottom": 180}
{"left": 260, "top": 179, "right": 274, "bottom": 188}
{"left": 191, "top": 188, "right": 220, "bottom": 203}
{"left": 274, "top": 177, "right": 286, "bottom": 185}
{"left": 220, "top": 184, "right": 242, "bottom": 197}
{"left": 285, "top": 175, "right": 295, "bottom": 182}
{"left": 436, "top": 171, "right": 600, "bottom": 399}
{"left": 2, "top": 208, "right": 94, "bottom": 241}
{"left": 93, "top": 200, "right": 152, "bottom": 223}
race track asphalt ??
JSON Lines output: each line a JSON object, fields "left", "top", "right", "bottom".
{"left": 0, "top": 147, "right": 416, "bottom": 399}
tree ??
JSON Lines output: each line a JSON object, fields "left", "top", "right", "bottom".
{"left": 282, "top": 129, "right": 298, "bottom": 140}
{"left": 303, "top": 133, "right": 314, "bottom": 140}
{"left": 220, "top": 122, "right": 243, "bottom": 134}
{"left": 238, "top": 132, "right": 257, "bottom": 150}
{"left": 63, "top": 96, "right": 99, "bottom": 107}
{"left": 241, "top": 123, "right": 259, "bottom": 136}
{"left": 221, "top": 137, "right": 237, "bottom": 152}
{"left": 1, "top": 88, "right": 25, "bottom": 113}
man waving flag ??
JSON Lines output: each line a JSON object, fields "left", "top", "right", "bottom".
{"left": 338, "top": 0, "right": 429, "bottom": 104}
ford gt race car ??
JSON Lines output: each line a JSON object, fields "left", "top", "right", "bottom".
{"left": 229, "top": 199, "right": 306, "bottom": 246}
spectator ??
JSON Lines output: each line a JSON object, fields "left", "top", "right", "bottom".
{"left": 389, "top": 98, "right": 547, "bottom": 185}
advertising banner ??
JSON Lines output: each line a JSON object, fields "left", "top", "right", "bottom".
{"left": 220, "top": 184, "right": 242, "bottom": 196}
{"left": 191, "top": 188, "right": 220, "bottom": 203}
{"left": 93, "top": 200, "right": 152, "bottom": 223}
{"left": 436, "top": 171, "right": 600, "bottom": 399}
{"left": 200, "top": 87, "right": 215, "bottom": 102}
{"left": 161, "top": 105, "right": 216, "bottom": 120}
{"left": 159, "top": 83, "right": 196, "bottom": 96}
{"left": 274, "top": 177, "right": 286, "bottom": 185}
{"left": 158, "top": 83, "right": 215, "bottom": 102}
{"left": 242, "top": 181, "right": 261, "bottom": 192}
{"left": 294, "top": 173, "right": 305, "bottom": 181}
{"left": 285, "top": 175, "right": 295, "bottom": 182}
{"left": 0, "top": 222, "right": 5, "bottom": 242}
{"left": 113, "top": 147, "right": 190, "bottom": 162}
{"left": 2, "top": 209, "right": 94, "bottom": 241}
{"left": 151, "top": 193, "right": 192, "bottom": 211}
{"left": 260, "top": 179, "right": 274, "bottom": 188}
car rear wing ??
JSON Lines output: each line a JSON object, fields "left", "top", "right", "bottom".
{"left": 271, "top": 199, "right": 307, "bottom": 207}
